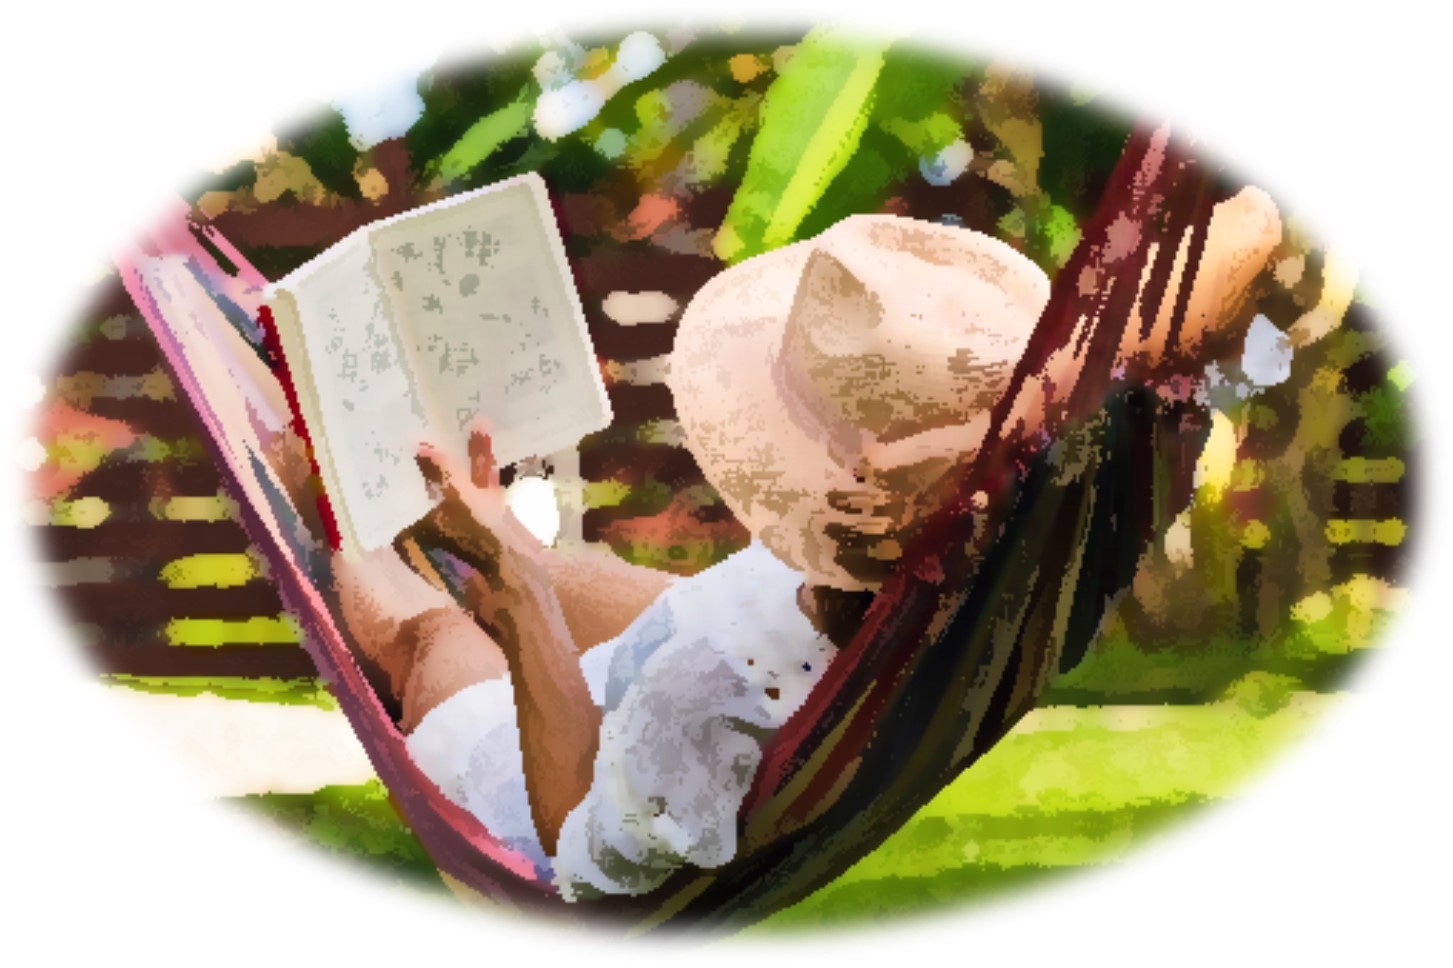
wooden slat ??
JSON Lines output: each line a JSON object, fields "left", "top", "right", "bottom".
{"left": 65, "top": 460, "right": 223, "bottom": 502}
{"left": 586, "top": 315, "right": 682, "bottom": 363}
{"left": 1332, "top": 481, "right": 1406, "bottom": 518}
{"left": 51, "top": 335, "right": 167, "bottom": 377}
{"left": 571, "top": 246, "right": 721, "bottom": 302}
{"left": 601, "top": 382, "right": 677, "bottom": 423}
{"left": 74, "top": 282, "right": 145, "bottom": 329}
{"left": 572, "top": 249, "right": 719, "bottom": 362}
{"left": 59, "top": 582, "right": 284, "bottom": 626}
{"left": 85, "top": 638, "right": 317, "bottom": 679}
{"left": 74, "top": 399, "right": 204, "bottom": 439}
{"left": 1330, "top": 543, "right": 1406, "bottom": 583}
{"left": 33, "top": 520, "right": 254, "bottom": 561}
{"left": 208, "top": 192, "right": 417, "bottom": 255}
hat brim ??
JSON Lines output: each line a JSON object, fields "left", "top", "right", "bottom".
{"left": 668, "top": 215, "right": 1049, "bottom": 587}
{"left": 669, "top": 236, "right": 858, "bottom": 582}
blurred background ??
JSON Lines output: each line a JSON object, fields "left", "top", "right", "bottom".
{"left": 23, "top": 25, "right": 1415, "bottom": 929}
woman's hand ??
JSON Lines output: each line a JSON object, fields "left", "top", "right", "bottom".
{"left": 409, "top": 424, "right": 547, "bottom": 576}
{"left": 399, "top": 423, "right": 557, "bottom": 646}
{"left": 407, "top": 423, "right": 599, "bottom": 853}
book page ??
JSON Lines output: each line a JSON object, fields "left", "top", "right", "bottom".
{"left": 368, "top": 174, "right": 612, "bottom": 471}
{"left": 273, "top": 235, "right": 434, "bottom": 555}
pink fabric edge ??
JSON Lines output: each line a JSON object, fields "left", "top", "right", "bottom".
{"left": 111, "top": 205, "right": 555, "bottom": 904}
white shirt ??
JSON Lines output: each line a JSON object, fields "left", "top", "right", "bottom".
{"left": 405, "top": 541, "right": 834, "bottom": 897}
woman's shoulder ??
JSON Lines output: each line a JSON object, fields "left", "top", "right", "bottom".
{"left": 593, "top": 540, "right": 826, "bottom": 710}
{"left": 672, "top": 539, "right": 800, "bottom": 602}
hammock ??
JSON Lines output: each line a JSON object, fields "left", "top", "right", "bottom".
{"left": 116, "top": 123, "right": 1244, "bottom": 930}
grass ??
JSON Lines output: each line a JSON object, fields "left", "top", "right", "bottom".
{"left": 128, "top": 591, "right": 1384, "bottom": 925}
{"left": 221, "top": 692, "right": 1334, "bottom": 928}
{"left": 103, "top": 674, "right": 339, "bottom": 709}
{"left": 238, "top": 780, "right": 450, "bottom": 897}
{"left": 1041, "top": 588, "right": 1392, "bottom": 706}
{"left": 750, "top": 692, "right": 1333, "bottom": 930}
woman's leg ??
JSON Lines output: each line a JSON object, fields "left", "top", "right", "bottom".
{"left": 333, "top": 547, "right": 508, "bottom": 731}
{"left": 395, "top": 606, "right": 509, "bottom": 732}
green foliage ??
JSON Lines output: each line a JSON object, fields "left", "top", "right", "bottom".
{"left": 583, "top": 476, "right": 674, "bottom": 514}
{"left": 1277, "top": 576, "right": 1396, "bottom": 660}
{"left": 1048, "top": 567, "right": 1397, "bottom": 708}
{"left": 715, "top": 29, "right": 889, "bottom": 262}
{"left": 1037, "top": 90, "right": 1133, "bottom": 221}
{"left": 406, "top": 48, "right": 542, "bottom": 185}
{"left": 1220, "top": 671, "right": 1303, "bottom": 717}
{"left": 1045, "top": 628, "right": 1267, "bottom": 705}
{"left": 1357, "top": 381, "right": 1413, "bottom": 451}
{"left": 1035, "top": 200, "right": 1081, "bottom": 267}
{"left": 793, "top": 45, "right": 972, "bottom": 241}
{"left": 430, "top": 88, "right": 534, "bottom": 183}
{"left": 189, "top": 158, "right": 257, "bottom": 200}
{"left": 275, "top": 107, "right": 361, "bottom": 199}
{"left": 535, "top": 136, "right": 612, "bottom": 194}
{"left": 607, "top": 535, "right": 739, "bottom": 575}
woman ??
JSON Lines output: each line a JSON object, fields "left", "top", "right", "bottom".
{"left": 336, "top": 195, "right": 1280, "bottom": 898}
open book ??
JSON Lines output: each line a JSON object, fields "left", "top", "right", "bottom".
{"left": 263, "top": 173, "right": 612, "bottom": 558}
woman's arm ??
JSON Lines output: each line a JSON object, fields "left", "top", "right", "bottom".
{"left": 545, "top": 543, "right": 675, "bottom": 650}
{"left": 411, "top": 429, "right": 602, "bottom": 855}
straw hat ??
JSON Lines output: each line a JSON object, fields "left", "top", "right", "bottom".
{"left": 668, "top": 214, "right": 1051, "bottom": 588}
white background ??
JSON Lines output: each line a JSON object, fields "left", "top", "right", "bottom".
{"left": 3, "top": 1, "right": 1448, "bottom": 963}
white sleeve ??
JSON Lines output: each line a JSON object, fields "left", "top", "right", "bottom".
{"left": 551, "top": 637, "right": 771, "bottom": 900}
{"left": 550, "top": 544, "right": 834, "bottom": 900}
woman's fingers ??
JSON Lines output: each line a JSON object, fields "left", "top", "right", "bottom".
{"left": 416, "top": 438, "right": 500, "bottom": 531}
{"left": 467, "top": 420, "right": 500, "bottom": 489}
{"left": 415, "top": 442, "right": 456, "bottom": 501}
{"left": 417, "top": 421, "right": 504, "bottom": 502}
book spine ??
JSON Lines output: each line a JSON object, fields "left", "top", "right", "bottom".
{"left": 256, "top": 302, "right": 346, "bottom": 553}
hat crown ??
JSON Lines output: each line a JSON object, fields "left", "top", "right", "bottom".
{"left": 777, "top": 217, "right": 1047, "bottom": 450}
{"left": 667, "top": 214, "right": 1050, "bottom": 588}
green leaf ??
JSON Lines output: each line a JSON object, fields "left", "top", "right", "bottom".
{"left": 431, "top": 87, "right": 534, "bottom": 183}
{"left": 880, "top": 111, "right": 960, "bottom": 156}
{"left": 714, "top": 30, "right": 888, "bottom": 263}
{"left": 1036, "top": 201, "right": 1082, "bottom": 269}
